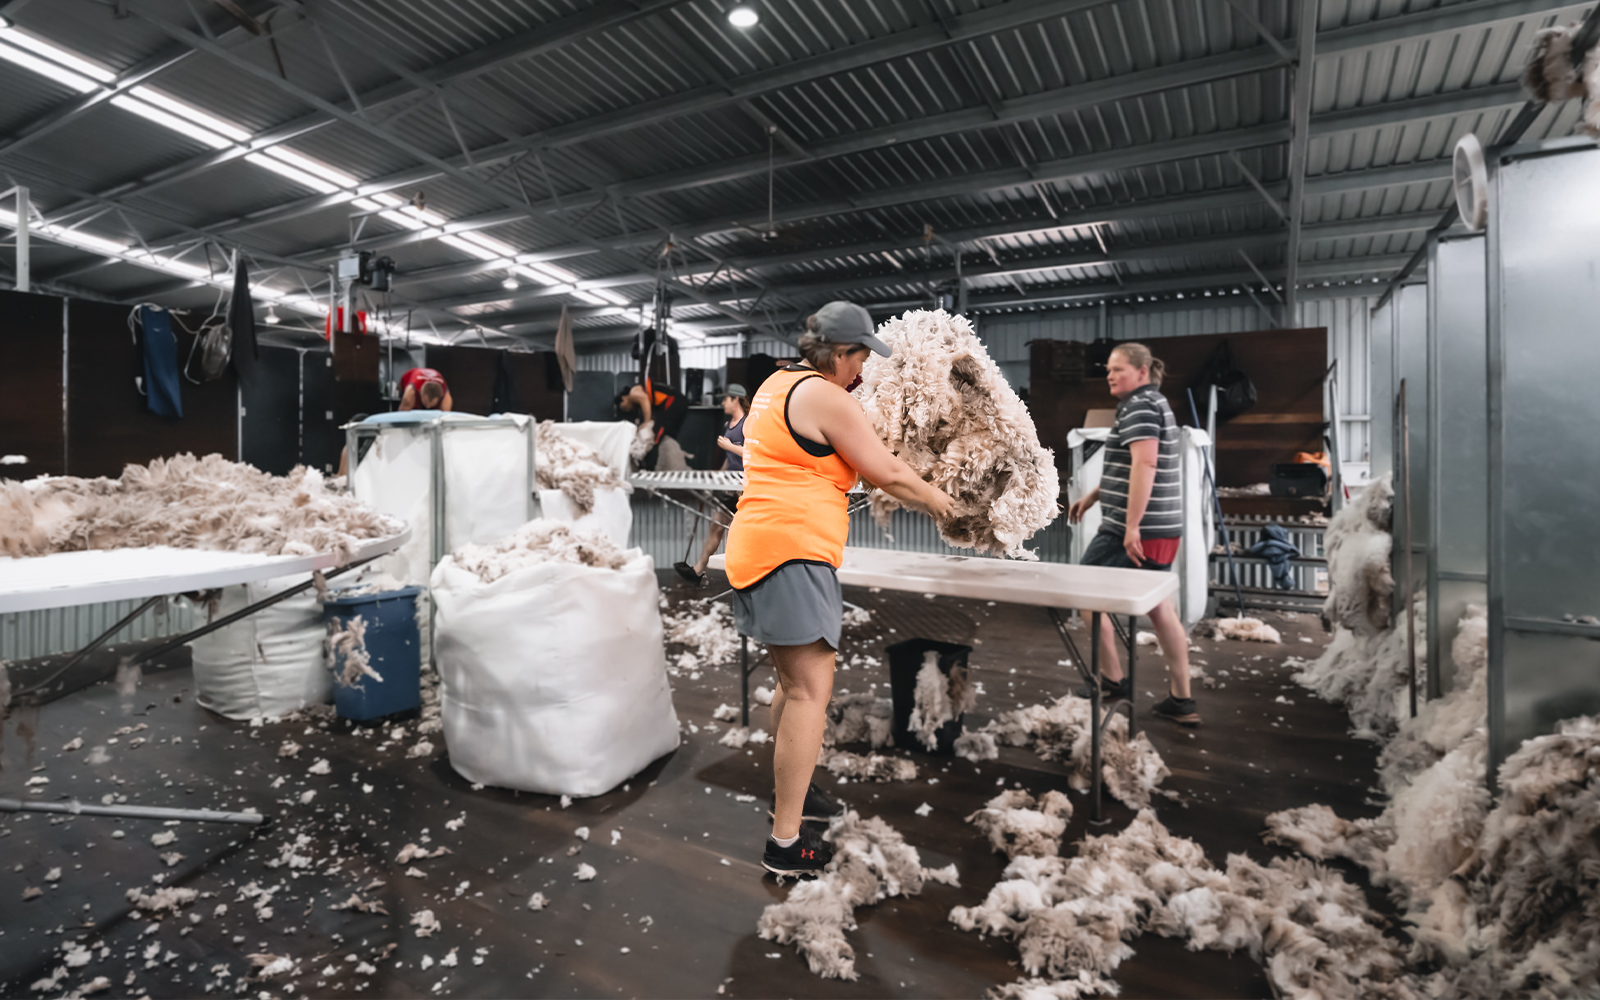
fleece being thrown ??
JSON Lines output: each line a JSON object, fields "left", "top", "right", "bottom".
{"left": 856, "top": 309, "right": 1059, "bottom": 559}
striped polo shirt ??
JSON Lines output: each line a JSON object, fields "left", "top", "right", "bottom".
{"left": 1100, "top": 384, "right": 1182, "bottom": 538}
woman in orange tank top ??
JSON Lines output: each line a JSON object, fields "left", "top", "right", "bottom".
{"left": 725, "top": 301, "right": 955, "bottom": 878}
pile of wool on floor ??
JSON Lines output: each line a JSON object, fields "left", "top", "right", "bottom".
{"left": 855, "top": 309, "right": 1059, "bottom": 559}
{"left": 448, "top": 521, "right": 629, "bottom": 583}
{"left": 973, "top": 694, "right": 1170, "bottom": 809}
{"left": 757, "top": 809, "right": 958, "bottom": 980}
{"left": 951, "top": 809, "right": 1419, "bottom": 1000}
{"left": 1289, "top": 475, "right": 1420, "bottom": 739}
{"left": 966, "top": 789, "right": 1074, "bottom": 859}
{"left": 1198, "top": 616, "right": 1282, "bottom": 644}
{"left": 534, "top": 420, "right": 630, "bottom": 514}
{"left": 1523, "top": 21, "right": 1600, "bottom": 137}
{"left": 0, "top": 453, "right": 400, "bottom": 562}
{"left": 661, "top": 599, "right": 740, "bottom": 671}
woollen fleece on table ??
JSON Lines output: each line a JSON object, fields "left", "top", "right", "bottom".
{"left": 855, "top": 309, "right": 1059, "bottom": 559}
{"left": 534, "top": 420, "right": 631, "bottom": 515}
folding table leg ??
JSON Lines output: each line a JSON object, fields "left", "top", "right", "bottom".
{"left": 1125, "top": 614, "right": 1138, "bottom": 736}
{"left": 740, "top": 634, "right": 750, "bottom": 727}
{"left": 1090, "top": 611, "right": 1103, "bottom": 823}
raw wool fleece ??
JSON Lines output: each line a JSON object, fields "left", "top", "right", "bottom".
{"left": 449, "top": 521, "right": 629, "bottom": 583}
{"left": 951, "top": 810, "right": 1418, "bottom": 1000}
{"left": 967, "top": 789, "right": 1075, "bottom": 859}
{"left": 855, "top": 309, "right": 1059, "bottom": 559}
{"left": 535, "top": 421, "right": 631, "bottom": 514}
{"left": 0, "top": 454, "right": 399, "bottom": 562}
{"left": 661, "top": 599, "right": 740, "bottom": 669}
{"left": 907, "top": 653, "right": 977, "bottom": 751}
{"left": 325, "top": 615, "right": 382, "bottom": 687}
{"left": 757, "top": 809, "right": 959, "bottom": 980}
{"left": 977, "top": 695, "right": 1170, "bottom": 809}
{"left": 1199, "top": 616, "right": 1282, "bottom": 644}
{"left": 818, "top": 691, "right": 921, "bottom": 781}
{"left": 1522, "top": 22, "right": 1600, "bottom": 137}
{"left": 820, "top": 748, "right": 918, "bottom": 783}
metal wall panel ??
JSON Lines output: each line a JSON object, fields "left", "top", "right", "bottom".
{"left": 1, "top": 598, "right": 197, "bottom": 662}
{"left": 1369, "top": 299, "right": 1394, "bottom": 477}
{"left": 1391, "top": 282, "right": 1430, "bottom": 614}
{"left": 1426, "top": 233, "right": 1488, "bottom": 699}
{"left": 1486, "top": 141, "right": 1600, "bottom": 775}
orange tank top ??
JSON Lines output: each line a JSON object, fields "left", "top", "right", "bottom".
{"left": 723, "top": 367, "right": 859, "bottom": 589}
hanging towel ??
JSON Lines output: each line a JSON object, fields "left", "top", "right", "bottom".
{"left": 492, "top": 350, "right": 518, "bottom": 414}
{"left": 554, "top": 305, "right": 576, "bottom": 393}
{"left": 1248, "top": 523, "right": 1300, "bottom": 591}
{"left": 228, "top": 258, "right": 259, "bottom": 386}
{"left": 137, "top": 306, "right": 183, "bottom": 418}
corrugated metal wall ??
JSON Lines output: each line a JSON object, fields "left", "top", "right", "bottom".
{"left": 1, "top": 597, "right": 198, "bottom": 662}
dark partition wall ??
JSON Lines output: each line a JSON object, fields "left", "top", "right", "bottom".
{"left": 240, "top": 346, "right": 302, "bottom": 477}
{"left": 0, "top": 290, "right": 66, "bottom": 480}
{"left": 568, "top": 370, "right": 618, "bottom": 422}
{"left": 424, "top": 345, "right": 562, "bottom": 420}
{"left": 66, "top": 300, "right": 240, "bottom": 478}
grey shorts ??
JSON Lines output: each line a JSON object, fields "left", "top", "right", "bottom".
{"left": 731, "top": 561, "right": 842, "bottom": 650}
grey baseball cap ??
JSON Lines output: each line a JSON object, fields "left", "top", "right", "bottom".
{"left": 722, "top": 383, "right": 748, "bottom": 399}
{"left": 813, "top": 300, "right": 891, "bottom": 356}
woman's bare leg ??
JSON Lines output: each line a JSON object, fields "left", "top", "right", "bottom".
{"left": 768, "top": 639, "right": 836, "bottom": 841}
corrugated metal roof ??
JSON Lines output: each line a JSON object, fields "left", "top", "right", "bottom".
{"left": 0, "top": 0, "right": 1592, "bottom": 346}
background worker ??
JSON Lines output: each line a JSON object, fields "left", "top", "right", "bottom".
{"left": 1066, "top": 342, "right": 1198, "bottom": 726}
{"left": 617, "top": 380, "right": 689, "bottom": 470}
{"left": 398, "top": 367, "right": 453, "bottom": 412}
{"left": 723, "top": 301, "right": 955, "bottom": 878}
{"left": 676, "top": 384, "right": 748, "bottom": 585}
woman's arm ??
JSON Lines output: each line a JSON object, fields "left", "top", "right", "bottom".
{"left": 795, "top": 378, "right": 955, "bottom": 519}
{"left": 716, "top": 436, "right": 746, "bottom": 457}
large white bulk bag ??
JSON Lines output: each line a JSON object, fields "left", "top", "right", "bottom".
{"left": 430, "top": 549, "right": 679, "bottom": 797}
{"left": 548, "top": 421, "right": 634, "bottom": 480}
{"left": 536, "top": 487, "right": 632, "bottom": 548}
{"left": 189, "top": 574, "right": 328, "bottom": 720}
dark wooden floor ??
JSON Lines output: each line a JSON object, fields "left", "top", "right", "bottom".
{"left": 0, "top": 574, "right": 1384, "bottom": 999}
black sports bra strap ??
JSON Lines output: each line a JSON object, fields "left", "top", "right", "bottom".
{"left": 783, "top": 372, "right": 836, "bottom": 458}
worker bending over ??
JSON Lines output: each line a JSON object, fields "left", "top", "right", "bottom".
{"left": 617, "top": 380, "right": 689, "bottom": 470}
{"left": 1067, "top": 342, "right": 1198, "bottom": 726}
{"left": 398, "top": 367, "right": 453, "bottom": 412}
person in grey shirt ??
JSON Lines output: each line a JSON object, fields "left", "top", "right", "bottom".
{"left": 1068, "top": 342, "right": 1198, "bottom": 726}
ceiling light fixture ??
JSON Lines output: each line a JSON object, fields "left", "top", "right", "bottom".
{"left": 264, "top": 306, "right": 281, "bottom": 324}
{"left": 728, "top": 5, "right": 758, "bottom": 28}
{"left": 502, "top": 274, "right": 520, "bottom": 290}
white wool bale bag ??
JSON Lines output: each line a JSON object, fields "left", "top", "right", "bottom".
{"left": 537, "top": 487, "right": 632, "bottom": 548}
{"left": 189, "top": 574, "right": 329, "bottom": 720}
{"left": 431, "top": 550, "right": 680, "bottom": 797}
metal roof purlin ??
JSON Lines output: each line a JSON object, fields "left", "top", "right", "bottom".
{"left": 1282, "top": 0, "right": 1318, "bottom": 324}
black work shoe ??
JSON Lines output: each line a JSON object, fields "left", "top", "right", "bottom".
{"left": 762, "top": 826, "right": 833, "bottom": 879}
{"left": 768, "top": 782, "right": 847, "bottom": 824}
{"left": 1076, "top": 675, "right": 1132, "bottom": 701}
{"left": 1152, "top": 694, "right": 1201, "bottom": 727}
{"left": 672, "top": 561, "right": 705, "bottom": 585}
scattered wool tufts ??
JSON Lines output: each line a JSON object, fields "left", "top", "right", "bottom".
{"left": 449, "top": 520, "right": 630, "bottom": 583}
{"left": 712, "top": 703, "right": 740, "bottom": 722}
{"left": 966, "top": 789, "right": 1075, "bottom": 859}
{"left": 954, "top": 728, "right": 1000, "bottom": 762}
{"left": 819, "top": 748, "right": 919, "bottom": 783}
{"left": 758, "top": 809, "right": 959, "bottom": 980}
{"left": 663, "top": 600, "right": 740, "bottom": 667}
{"left": 906, "top": 653, "right": 978, "bottom": 751}
{"left": 325, "top": 615, "right": 383, "bottom": 687}
{"left": 953, "top": 810, "right": 1418, "bottom": 1000}
{"left": 752, "top": 685, "right": 775, "bottom": 706}
{"left": 535, "top": 421, "right": 630, "bottom": 514}
{"left": 527, "top": 892, "right": 548, "bottom": 911}
{"left": 1199, "top": 616, "right": 1282, "bottom": 644}
{"left": 717, "top": 726, "right": 770, "bottom": 749}
{"left": 841, "top": 606, "right": 873, "bottom": 628}
{"left": 979, "top": 695, "right": 1170, "bottom": 809}
{"left": 825, "top": 692, "right": 896, "bottom": 749}
{"left": 410, "top": 910, "right": 441, "bottom": 937}
{"left": 856, "top": 309, "right": 1059, "bottom": 559}
{"left": 1522, "top": 22, "right": 1600, "bottom": 137}
{"left": 0, "top": 454, "right": 399, "bottom": 563}
{"left": 126, "top": 886, "right": 199, "bottom": 913}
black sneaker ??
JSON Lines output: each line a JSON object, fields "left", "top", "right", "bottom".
{"left": 1075, "top": 675, "right": 1132, "bottom": 701}
{"left": 1152, "top": 694, "right": 1201, "bottom": 727}
{"left": 768, "top": 782, "right": 846, "bottom": 824}
{"left": 762, "top": 826, "right": 833, "bottom": 878}
{"left": 672, "top": 561, "right": 705, "bottom": 585}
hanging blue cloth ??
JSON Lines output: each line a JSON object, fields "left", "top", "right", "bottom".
{"left": 1249, "top": 523, "right": 1300, "bottom": 591}
{"left": 137, "top": 306, "right": 183, "bottom": 418}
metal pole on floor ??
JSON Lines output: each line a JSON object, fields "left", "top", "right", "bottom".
{"left": 0, "top": 798, "right": 267, "bottom": 826}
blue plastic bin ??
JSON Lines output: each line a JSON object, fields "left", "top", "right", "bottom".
{"left": 323, "top": 585, "right": 424, "bottom": 722}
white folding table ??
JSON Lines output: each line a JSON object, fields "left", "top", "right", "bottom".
{"left": 0, "top": 530, "right": 408, "bottom": 828}
{"left": 710, "top": 546, "right": 1178, "bottom": 820}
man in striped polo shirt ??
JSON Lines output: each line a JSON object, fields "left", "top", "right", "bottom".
{"left": 1067, "top": 343, "right": 1199, "bottom": 726}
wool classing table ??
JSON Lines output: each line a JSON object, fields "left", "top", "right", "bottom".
{"left": 710, "top": 547, "right": 1178, "bottom": 821}
{"left": 0, "top": 530, "right": 409, "bottom": 828}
